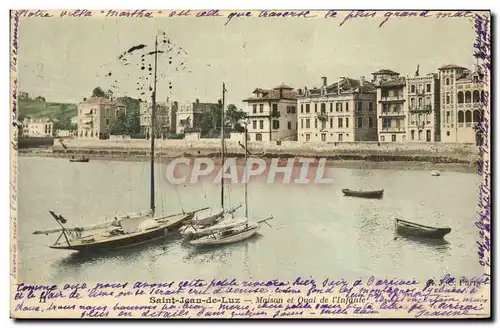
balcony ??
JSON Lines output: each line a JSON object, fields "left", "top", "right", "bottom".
{"left": 247, "top": 111, "right": 271, "bottom": 117}
{"left": 380, "top": 127, "right": 406, "bottom": 133}
{"left": 379, "top": 111, "right": 405, "bottom": 117}
{"left": 409, "top": 105, "right": 432, "bottom": 113}
{"left": 378, "top": 96, "right": 405, "bottom": 103}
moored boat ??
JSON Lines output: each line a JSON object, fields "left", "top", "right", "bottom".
{"left": 395, "top": 218, "right": 451, "bottom": 239}
{"left": 70, "top": 157, "right": 89, "bottom": 163}
{"left": 189, "top": 221, "right": 260, "bottom": 246}
{"left": 342, "top": 189, "right": 384, "bottom": 199}
{"left": 431, "top": 170, "right": 441, "bottom": 176}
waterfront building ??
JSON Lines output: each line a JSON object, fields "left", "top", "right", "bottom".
{"left": 406, "top": 73, "right": 441, "bottom": 142}
{"left": 175, "top": 99, "right": 218, "bottom": 134}
{"left": 77, "top": 97, "right": 126, "bottom": 139}
{"left": 438, "top": 64, "right": 485, "bottom": 143}
{"left": 140, "top": 99, "right": 177, "bottom": 137}
{"left": 297, "top": 77, "right": 377, "bottom": 143}
{"left": 21, "top": 117, "right": 53, "bottom": 137}
{"left": 242, "top": 84, "right": 298, "bottom": 142}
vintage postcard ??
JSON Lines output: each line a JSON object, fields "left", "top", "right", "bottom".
{"left": 10, "top": 9, "right": 491, "bottom": 319}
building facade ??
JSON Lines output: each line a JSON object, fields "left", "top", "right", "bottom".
{"left": 242, "top": 85, "right": 298, "bottom": 142}
{"left": 406, "top": 74, "right": 441, "bottom": 142}
{"left": 439, "top": 64, "right": 485, "bottom": 143}
{"left": 21, "top": 117, "right": 53, "bottom": 137}
{"left": 140, "top": 99, "right": 177, "bottom": 137}
{"left": 77, "top": 97, "right": 126, "bottom": 139}
{"left": 176, "top": 99, "right": 218, "bottom": 134}
{"left": 297, "top": 77, "right": 377, "bottom": 143}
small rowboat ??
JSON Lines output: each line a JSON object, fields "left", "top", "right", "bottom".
{"left": 395, "top": 219, "right": 451, "bottom": 239}
{"left": 342, "top": 189, "right": 384, "bottom": 199}
{"left": 431, "top": 171, "right": 440, "bottom": 176}
{"left": 70, "top": 157, "right": 89, "bottom": 163}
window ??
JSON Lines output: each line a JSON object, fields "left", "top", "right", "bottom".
{"left": 369, "top": 102, "right": 373, "bottom": 111}
{"left": 287, "top": 106, "right": 291, "bottom": 114}
{"left": 357, "top": 117, "right": 363, "bottom": 128}
{"left": 339, "top": 103, "right": 343, "bottom": 111}
{"left": 446, "top": 78, "right": 450, "bottom": 85}
{"left": 473, "top": 90, "right": 480, "bottom": 103}
{"left": 306, "top": 104, "right": 310, "bottom": 113}
{"left": 465, "top": 91, "right": 472, "bottom": 103}
{"left": 338, "top": 118, "right": 343, "bottom": 128}
{"left": 301, "top": 119, "right": 304, "bottom": 129}
{"left": 259, "top": 120, "right": 264, "bottom": 129}
{"left": 321, "top": 133, "right": 326, "bottom": 142}
{"left": 320, "top": 103, "right": 326, "bottom": 113}
{"left": 381, "top": 90, "right": 389, "bottom": 98}
{"left": 330, "top": 118, "right": 333, "bottom": 128}
{"left": 393, "top": 90, "right": 399, "bottom": 97}
{"left": 381, "top": 135, "right": 385, "bottom": 142}
{"left": 106, "top": 119, "right": 110, "bottom": 125}
{"left": 411, "top": 130, "right": 415, "bottom": 140}
{"left": 418, "top": 98, "right": 423, "bottom": 108}
{"left": 306, "top": 134, "right": 310, "bottom": 141}
{"left": 106, "top": 108, "right": 110, "bottom": 117}
{"left": 330, "top": 103, "right": 333, "bottom": 112}
{"left": 446, "top": 111, "right": 450, "bottom": 123}
{"left": 301, "top": 104, "right": 304, "bottom": 113}
{"left": 252, "top": 105, "right": 257, "bottom": 113}
{"left": 345, "top": 102, "right": 349, "bottom": 111}
{"left": 418, "top": 130, "right": 423, "bottom": 141}
{"left": 465, "top": 110, "right": 472, "bottom": 123}
{"left": 314, "top": 103, "right": 318, "bottom": 112}
{"left": 253, "top": 120, "right": 257, "bottom": 129}
{"left": 426, "top": 84, "right": 431, "bottom": 92}
{"left": 256, "top": 133, "right": 262, "bottom": 141}
{"left": 336, "top": 103, "right": 340, "bottom": 112}
{"left": 357, "top": 102, "right": 362, "bottom": 111}
{"left": 382, "top": 104, "right": 388, "bottom": 112}
{"left": 291, "top": 106, "right": 296, "bottom": 114}
{"left": 273, "top": 120, "right": 280, "bottom": 129}
{"left": 410, "top": 98, "right": 415, "bottom": 109}
{"left": 410, "top": 85, "right": 415, "bottom": 93}
{"left": 272, "top": 104, "right": 277, "bottom": 112}
{"left": 314, "top": 119, "right": 318, "bottom": 129}
{"left": 446, "top": 94, "right": 450, "bottom": 104}
{"left": 306, "top": 119, "right": 310, "bottom": 128}
{"left": 446, "top": 131, "right": 450, "bottom": 136}
{"left": 346, "top": 118, "right": 349, "bottom": 128}
{"left": 368, "top": 117, "right": 373, "bottom": 128}
{"left": 287, "top": 121, "right": 291, "bottom": 129}
{"left": 382, "top": 118, "right": 388, "bottom": 128}
{"left": 392, "top": 135, "right": 396, "bottom": 142}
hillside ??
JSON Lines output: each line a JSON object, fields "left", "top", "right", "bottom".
{"left": 18, "top": 99, "right": 77, "bottom": 121}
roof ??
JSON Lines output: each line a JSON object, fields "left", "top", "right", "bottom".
{"left": 79, "top": 97, "right": 126, "bottom": 107}
{"left": 245, "top": 85, "right": 297, "bottom": 101}
{"left": 378, "top": 77, "right": 406, "bottom": 87}
{"left": 299, "top": 77, "right": 377, "bottom": 97}
{"left": 372, "top": 69, "right": 400, "bottom": 76}
{"left": 438, "top": 64, "right": 467, "bottom": 70}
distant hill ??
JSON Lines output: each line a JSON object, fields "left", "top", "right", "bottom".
{"left": 18, "top": 99, "right": 77, "bottom": 121}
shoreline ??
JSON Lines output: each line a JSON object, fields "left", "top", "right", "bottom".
{"left": 19, "top": 149, "right": 479, "bottom": 174}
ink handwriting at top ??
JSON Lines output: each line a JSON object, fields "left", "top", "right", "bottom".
{"left": 224, "top": 10, "right": 315, "bottom": 26}
{"left": 16, "top": 10, "right": 53, "bottom": 18}
{"left": 60, "top": 10, "right": 93, "bottom": 17}
{"left": 10, "top": 12, "right": 19, "bottom": 73}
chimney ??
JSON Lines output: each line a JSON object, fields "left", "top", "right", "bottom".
{"left": 321, "top": 76, "right": 327, "bottom": 87}
{"left": 298, "top": 89, "right": 302, "bottom": 95}
{"left": 338, "top": 77, "right": 343, "bottom": 95}
{"left": 360, "top": 76, "right": 365, "bottom": 87}
{"left": 196, "top": 98, "right": 199, "bottom": 104}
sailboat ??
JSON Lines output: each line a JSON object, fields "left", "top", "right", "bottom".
{"left": 33, "top": 36, "right": 207, "bottom": 252}
{"left": 189, "top": 83, "right": 273, "bottom": 247}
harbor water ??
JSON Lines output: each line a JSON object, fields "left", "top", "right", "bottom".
{"left": 17, "top": 156, "right": 483, "bottom": 284}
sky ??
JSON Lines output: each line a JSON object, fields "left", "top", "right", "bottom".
{"left": 17, "top": 11, "right": 479, "bottom": 110}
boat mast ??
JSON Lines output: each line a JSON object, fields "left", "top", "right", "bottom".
{"left": 150, "top": 35, "right": 159, "bottom": 215}
{"left": 244, "top": 123, "right": 248, "bottom": 219}
{"left": 220, "top": 83, "right": 226, "bottom": 210}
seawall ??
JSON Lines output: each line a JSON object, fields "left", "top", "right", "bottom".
{"left": 36, "top": 139, "right": 480, "bottom": 165}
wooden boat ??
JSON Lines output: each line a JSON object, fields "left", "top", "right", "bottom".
{"left": 34, "top": 40, "right": 207, "bottom": 252}
{"left": 395, "top": 218, "right": 451, "bottom": 239}
{"left": 70, "top": 157, "right": 89, "bottom": 163}
{"left": 189, "top": 83, "right": 273, "bottom": 247}
{"left": 181, "top": 215, "right": 247, "bottom": 239}
{"left": 189, "top": 221, "right": 260, "bottom": 246}
{"left": 431, "top": 171, "right": 441, "bottom": 176}
{"left": 342, "top": 189, "right": 384, "bottom": 199}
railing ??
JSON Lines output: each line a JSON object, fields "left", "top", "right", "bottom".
{"left": 380, "top": 111, "right": 405, "bottom": 116}
{"left": 381, "top": 127, "right": 406, "bottom": 133}
{"left": 379, "top": 96, "right": 405, "bottom": 102}
{"left": 408, "top": 105, "right": 432, "bottom": 111}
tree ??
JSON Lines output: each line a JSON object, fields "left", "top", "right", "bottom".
{"left": 92, "top": 87, "right": 106, "bottom": 98}
{"left": 225, "top": 104, "right": 247, "bottom": 131}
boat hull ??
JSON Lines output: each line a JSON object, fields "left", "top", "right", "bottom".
{"left": 342, "top": 189, "right": 384, "bottom": 199}
{"left": 190, "top": 225, "right": 259, "bottom": 246}
{"left": 49, "top": 225, "right": 168, "bottom": 251}
{"left": 395, "top": 219, "right": 451, "bottom": 239}
{"left": 70, "top": 159, "right": 89, "bottom": 163}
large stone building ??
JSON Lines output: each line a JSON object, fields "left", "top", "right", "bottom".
{"left": 77, "top": 97, "right": 126, "bottom": 139}
{"left": 438, "top": 64, "right": 485, "bottom": 143}
{"left": 140, "top": 99, "right": 177, "bottom": 137}
{"left": 242, "top": 84, "right": 298, "bottom": 142}
{"left": 406, "top": 73, "right": 441, "bottom": 142}
{"left": 297, "top": 77, "right": 377, "bottom": 143}
{"left": 176, "top": 99, "right": 218, "bottom": 134}
{"left": 21, "top": 117, "right": 53, "bottom": 137}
